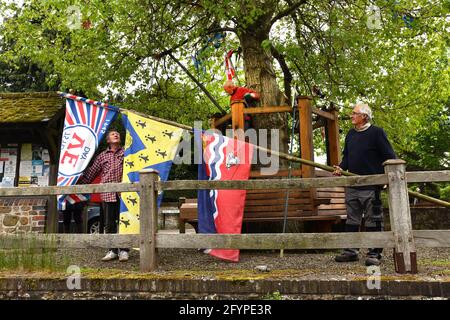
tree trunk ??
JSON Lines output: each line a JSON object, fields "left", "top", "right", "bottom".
{"left": 238, "top": 24, "right": 289, "bottom": 168}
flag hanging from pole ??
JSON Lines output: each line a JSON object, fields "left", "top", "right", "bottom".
{"left": 224, "top": 49, "right": 236, "bottom": 81}
{"left": 196, "top": 130, "right": 254, "bottom": 262}
{"left": 119, "top": 110, "right": 184, "bottom": 235}
{"left": 57, "top": 96, "right": 119, "bottom": 210}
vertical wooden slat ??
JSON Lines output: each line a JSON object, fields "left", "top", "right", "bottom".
{"left": 326, "top": 108, "right": 340, "bottom": 166}
{"left": 44, "top": 125, "right": 60, "bottom": 234}
{"left": 384, "top": 159, "right": 417, "bottom": 273}
{"left": 231, "top": 101, "right": 245, "bottom": 138}
{"left": 298, "top": 96, "right": 317, "bottom": 215}
{"left": 46, "top": 164, "right": 58, "bottom": 233}
{"left": 297, "top": 97, "right": 314, "bottom": 178}
{"left": 139, "top": 169, "right": 159, "bottom": 272}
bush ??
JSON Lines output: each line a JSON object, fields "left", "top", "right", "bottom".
{"left": 440, "top": 185, "right": 450, "bottom": 201}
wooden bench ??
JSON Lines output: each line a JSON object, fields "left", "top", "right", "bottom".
{"left": 178, "top": 169, "right": 347, "bottom": 233}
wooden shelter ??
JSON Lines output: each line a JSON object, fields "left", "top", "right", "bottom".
{"left": 0, "top": 92, "right": 64, "bottom": 233}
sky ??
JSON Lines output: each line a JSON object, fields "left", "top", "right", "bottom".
{"left": 0, "top": 0, "right": 23, "bottom": 22}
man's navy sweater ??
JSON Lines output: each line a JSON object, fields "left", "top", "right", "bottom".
{"left": 340, "top": 125, "right": 396, "bottom": 189}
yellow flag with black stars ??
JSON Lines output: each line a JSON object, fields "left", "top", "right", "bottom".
{"left": 119, "top": 110, "right": 184, "bottom": 234}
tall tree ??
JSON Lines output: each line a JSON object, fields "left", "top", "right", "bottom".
{"left": 0, "top": 37, "right": 56, "bottom": 92}
{"left": 1, "top": 0, "right": 448, "bottom": 169}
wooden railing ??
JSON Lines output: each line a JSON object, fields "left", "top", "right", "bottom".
{"left": 1, "top": 160, "right": 449, "bottom": 274}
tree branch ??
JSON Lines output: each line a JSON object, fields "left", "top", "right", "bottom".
{"left": 153, "top": 26, "right": 236, "bottom": 60}
{"left": 152, "top": 38, "right": 191, "bottom": 60}
{"left": 271, "top": 44, "right": 292, "bottom": 103}
{"left": 167, "top": 52, "right": 226, "bottom": 114}
{"left": 271, "top": 0, "right": 309, "bottom": 25}
{"left": 206, "top": 27, "right": 237, "bottom": 34}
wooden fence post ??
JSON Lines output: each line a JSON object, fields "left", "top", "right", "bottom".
{"left": 297, "top": 96, "right": 318, "bottom": 215}
{"left": 326, "top": 108, "right": 340, "bottom": 166}
{"left": 139, "top": 169, "right": 159, "bottom": 272}
{"left": 384, "top": 159, "right": 417, "bottom": 273}
{"left": 231, "top": 101, "right": 245, "bottom": 139}
{"left": 297, "top": 96, "right": 315, "bottom": 178}
{"left": 46, "top": 164, "right": 58, "bottom": 234}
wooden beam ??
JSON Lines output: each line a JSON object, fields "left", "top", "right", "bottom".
{"left": 158, "top": 174, "right": 388, "bottom": 191}
{"left": 1, "top": 171, "right": 448, "bottom": 205}
{"left": 231, "top": 101, "right": 245, "bottom": 134}
{"left": 298, "top": 96, "right": 315, "bottom": 178}
{"left": 1, "top": 230, "right": 449, "bottom": 250}
{"left": 156, "top": 232, "right": 395, "bottom": 249}
{"left": 213, "top": 113, "right": 232, "bottom": 128}
{"left": 0, "top": 182, "right": 139, "bottom": 197}
{"left": 326, "top": 108, "right": 341, "bottom": 166}
{"left": 311, "top": 107, "right": 335, "bottom": 120}
{"left": 413, "top": 230, "right": 450, "bottom": 247}
{"left": 243, "top": 106, "right": 292, "bottom": 114}
{"left": 250, "top": 169, "right": 302, "bottom": 178}
{"left": 406, "top": 171, "right": 450, "bottom": 183}
{"left": 297, "top": 96, "right": 317, "bottom": 214}
{"left": 0, "top": 232, "right": 395, "bottom": 250}
{"left": 213, "top": 106, "right": 295, "bottom": 127}
{"left": 0, "top": 176, "right": 389, "bottom": 196}
{"left": 45, "top": 164, "right": 58, "bottom": 234}
{"left": 0, "top": 233, "right": 139, "bottom": 249}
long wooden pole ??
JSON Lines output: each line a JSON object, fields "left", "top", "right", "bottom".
{"left": 257, "top": 145, "right": 450, "bottom": 208}
{"left": 178, "top": 122, "right": 450, "bottom": 207}
{"left": 57, "top": 91, "right": 193, "bottom": 131}
{"left": 168, "top": 52, "right": 227, "bottom": 114}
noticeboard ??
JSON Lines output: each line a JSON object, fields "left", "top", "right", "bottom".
{"left": 0, "top": 143, "right": 50, "bottom": 188}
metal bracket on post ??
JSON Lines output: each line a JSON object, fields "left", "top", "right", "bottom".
{"left": 393, "top": 251, "right": 417, "bottom": 274}
{"left": 393, "top": 250, "right": 406, "bottom": 274}
{"left": 410, "top": 252, "right": 418, "bottom": 274}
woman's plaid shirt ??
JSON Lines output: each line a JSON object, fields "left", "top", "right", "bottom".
{"left": 79, "top": 147, "right": 124, "bottom": 202}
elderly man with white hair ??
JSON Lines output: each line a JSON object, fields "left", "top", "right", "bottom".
{"left": 333, "top": 103, "right": 396, "bottom": 266}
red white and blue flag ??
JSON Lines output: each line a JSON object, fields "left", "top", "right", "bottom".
{"left": 57, "top": 95, "right": 118, "bottom": 210}
{"left": 224, "top": 49, "right": 236, "bottom": 81}
{"left": 196, "top": 130, "right": 254, "bottom": 262}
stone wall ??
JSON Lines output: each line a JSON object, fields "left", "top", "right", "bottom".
{"left": 0, "top": 277, "right": 448, "bottom": 299}
{"left": 410, "top": 206, "right": 450, "bottom": 230}
{"left": 0, "top": 198, "right": 47, "bottom": 234}
{"left": 383, "top": 206, "right": 450, "bottom": 230}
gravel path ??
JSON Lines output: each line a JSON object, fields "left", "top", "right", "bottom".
{"left": 1, "top": 219, "right": 448, "bottom": 281}
{"left": 53, "top": 246, "right": 449, "bottom": 281}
